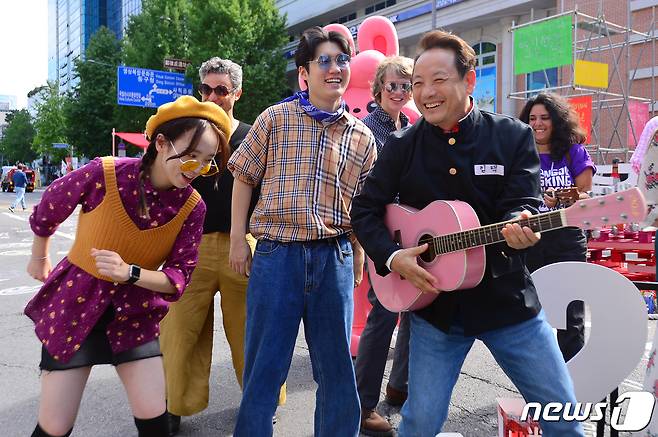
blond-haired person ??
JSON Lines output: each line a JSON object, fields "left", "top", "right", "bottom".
{"left": 356, "top": 56, "right": 414, "bottom": 437}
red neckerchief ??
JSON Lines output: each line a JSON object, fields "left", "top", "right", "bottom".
{"left": 442, "top": 100, "right": 474, "bottom": 134}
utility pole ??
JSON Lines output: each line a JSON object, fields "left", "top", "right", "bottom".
{"left": 431, "top": 0, "right": 436, "bottom": 30}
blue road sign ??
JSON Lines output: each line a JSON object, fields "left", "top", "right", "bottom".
{"left": 117, "top": 66, "right": 193, "bottom": 108}
{"left": 52, "top": 143, "right": 70, "bottom": 149}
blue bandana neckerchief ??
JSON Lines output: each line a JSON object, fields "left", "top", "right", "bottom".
{"left": 279, "top": 90, "right": 346, "bottom": 125}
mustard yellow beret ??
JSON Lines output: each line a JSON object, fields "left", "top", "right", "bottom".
{"left": 145, "top": 95, "right": 232, "bottom": 142}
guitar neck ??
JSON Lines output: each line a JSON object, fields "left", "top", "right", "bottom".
{"left": 428, "top": 210, "right": 565, "bottom": 255}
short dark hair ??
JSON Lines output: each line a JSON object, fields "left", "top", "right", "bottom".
{"left": 415, "top": 30, "right": 476, "bottom": 78}
{"left": 518, "top": 92, "right": 587, "bottom": 162}
{"left": 295, "top": 26, "right": 351, "bottom": 70}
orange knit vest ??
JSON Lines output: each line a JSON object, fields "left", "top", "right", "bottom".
{"left": 67, "top": 157, "right": 201, "bottom": 281}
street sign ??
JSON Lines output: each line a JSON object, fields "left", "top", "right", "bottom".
{"left": 164, "top": 58, "right": 192, "bottom": 71}
{"left": 52, "top": 143, "right": 70, "bottom": 149}
{"left": 117, "top": 66, "right": 193, "bottom": 108}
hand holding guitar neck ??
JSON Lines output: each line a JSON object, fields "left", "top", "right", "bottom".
{"left": 500, "top": 210, "right": 541, "bottom": 250}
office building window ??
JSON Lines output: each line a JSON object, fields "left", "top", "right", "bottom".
{"left": 365, "top": 0, "right": 395, "bottom": 15}
{"left": 338, "top": 12, "right": 357, "bottom": 24}
{"left": 472, "top": 42, "right": 497, "bottom": 112}
{"left": 526, "top": 69, "right": 558, "bottom": 92}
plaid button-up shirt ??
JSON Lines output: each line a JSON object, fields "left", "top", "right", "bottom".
{"left": 228, "top": 99, "right": 377, "bottom": 242}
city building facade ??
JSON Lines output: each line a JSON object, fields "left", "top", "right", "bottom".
{"left": 48, "top": 0, "right": 142, "bottom": 93}
{"left": 276, "top": 0, "right": 657, "bottom": 159}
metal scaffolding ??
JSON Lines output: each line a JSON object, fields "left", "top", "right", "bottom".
{"left": 508, "top": 7, "right": 656, "bottom": 164}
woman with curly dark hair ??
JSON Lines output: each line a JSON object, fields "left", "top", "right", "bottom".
{"left": 519, "top": 92, "right": 596, "bottom": 362}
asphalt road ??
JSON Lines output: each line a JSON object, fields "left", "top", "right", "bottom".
{"left": 0, "top": 188, "right": 652, "bottom": 436}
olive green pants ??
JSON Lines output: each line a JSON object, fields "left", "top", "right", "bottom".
{"left": 160, "top": 232, "right": 286, "bottom": 416}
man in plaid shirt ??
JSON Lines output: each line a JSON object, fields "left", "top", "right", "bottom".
{"left": 228, "top": 26, "right": 377, "bottom": 436}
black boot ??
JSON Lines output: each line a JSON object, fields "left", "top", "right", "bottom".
{"left": 168, "top": 412, "right": 181, "bottom": 436}
{"left": 31, "top": 423, "right": 72, "bottom": 437}
{"left": 134, "top": 411, "right": 169, "bottom": 437}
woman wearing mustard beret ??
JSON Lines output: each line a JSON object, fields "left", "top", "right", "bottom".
{"left": 24, "top": 95, "right": 231, "bottom": 437}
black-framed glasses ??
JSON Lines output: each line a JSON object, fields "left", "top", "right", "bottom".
{"left": 384, "top": 82, "right": 412, "bottom": 93}
{"left": 308, "top": 53, "right": 351, "bottom": 71}
{"left": 198, "top": 83, "right": 236, "bottom": 97}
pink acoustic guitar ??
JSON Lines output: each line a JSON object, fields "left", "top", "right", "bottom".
{"left": 368, "top": 187, "right": 647, "bottom": 312}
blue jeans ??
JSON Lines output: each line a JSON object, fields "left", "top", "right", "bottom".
{"left": 11, "top": 186, "right": 26, "bottom": 209}
{"left": 234, "top": 236, "right": 360, "bottom": 437}
{"left": 398, "top": 311, "right": 583, "bottom": 437}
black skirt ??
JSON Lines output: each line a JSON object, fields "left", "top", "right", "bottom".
{"left": 40, "top": 306, "right": 162, "bottom": 371}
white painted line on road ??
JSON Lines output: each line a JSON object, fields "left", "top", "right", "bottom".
{"left": 0, "top": 285, "right": 40, "bottom": 296}
{"left": 0, "top": 242, "right": 32, "bottom": 249}
{"left": 1, "top": 212, "right": 75, "bottom": 240}
{"left": 2, "top": 212, "right": 26, "bottom": 222}
{"left": 54, "top": 231, "right": 74, "bottom": 240}
{"left": 0, "top": 250, "right": 31, "bottom": 256}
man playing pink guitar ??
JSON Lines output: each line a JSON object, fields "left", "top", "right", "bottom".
{"left": 351, "top": 31, "right": 584, "bottom": 436}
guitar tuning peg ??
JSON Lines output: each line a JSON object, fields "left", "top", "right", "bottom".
{"left": 598, "top": 199, "right": 606, "bottom": 205}
{"left": 579, "top": 203, "right": 586, "bottom": 208}
{"left": 583, "top": 220, "right": 591, "bottom": 226}
{"left": 620, "top": 213, "right": 628, "bottom": 220}
{"left": 601, "top": 217, "right": 609, "bottom": 222}
{"left": 616, "top": 195, "right": 624, "bottom": 201}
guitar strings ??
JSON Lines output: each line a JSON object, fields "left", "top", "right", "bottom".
{"left": 417, "top": 211, "right": 564, "bottom": 256}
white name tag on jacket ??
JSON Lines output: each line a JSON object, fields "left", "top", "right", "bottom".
{"left": 474, "top": 164, "right": 505, "bottom": 176}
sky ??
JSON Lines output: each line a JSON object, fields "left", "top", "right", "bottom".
{"left": 0, "top": 0, "right": 48, "bottom": 109}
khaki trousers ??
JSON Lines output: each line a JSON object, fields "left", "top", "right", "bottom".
{"left": 160, "top": 232, "right": 286, "bottom": 416}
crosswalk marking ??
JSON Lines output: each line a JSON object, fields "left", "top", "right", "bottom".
{"left": 1, "top": 212, "right": 75, "bottom": 240}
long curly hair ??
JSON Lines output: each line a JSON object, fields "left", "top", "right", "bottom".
{"left": 519, "top": 92, "right": 586, "bottom": 162}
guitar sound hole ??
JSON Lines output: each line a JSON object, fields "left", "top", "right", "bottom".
{"left": 418, "top": 234, "right": 436, "bottom": 263}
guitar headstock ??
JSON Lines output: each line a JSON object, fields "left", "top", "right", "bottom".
{"left": 563, "top": 187, "right": 647, "bottom": 229}
{"left": 553, "top": 187, "right": 580, "bottom": 207}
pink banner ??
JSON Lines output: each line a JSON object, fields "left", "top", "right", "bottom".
{"left": 628, "top": 100, "right": 650, "bottom": 147}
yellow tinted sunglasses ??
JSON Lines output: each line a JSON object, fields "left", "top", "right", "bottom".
{"left": 169, "top": 140, "right": 219, "bottom": 177}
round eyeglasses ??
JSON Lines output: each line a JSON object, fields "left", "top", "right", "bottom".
{"left": 169, "top": 140, "right": 219, "bottom": 177}
{"left": 383, "top": 82, "right": 412, "bottom": 93}
{"left": 308, "top": 53, "right": 351, "bottom": 71}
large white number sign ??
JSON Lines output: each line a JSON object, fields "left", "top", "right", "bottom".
{"left": 531, "top": 261, "right": 648, "bottom": 404}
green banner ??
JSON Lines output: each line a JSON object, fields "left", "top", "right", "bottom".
{"left": 514, "top": 15, "right": 573, "bottom": 75}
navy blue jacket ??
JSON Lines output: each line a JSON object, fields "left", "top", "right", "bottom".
{"left": 13, "top": 170, "right": 27, "bottom": 188}
{"left": 351, "top": 106, "right": 543, "bottom": 334}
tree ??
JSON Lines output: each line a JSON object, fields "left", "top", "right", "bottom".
{"left": 187, "top": 0, "right": 289, "bottom": 124}
{"left": 120, "top": 0, "right": 288, "bottom": 126}
{"left": 65, "top": 26, "right": 122, "bottom": 159}
{"left": 32, "top": 81, "right": 69, "bottom": 161}
{"left": 117, "top": 0, "right": 191, "bottom": 132}
{"left": 0, "top": 109, "right": 37, "bottom": 164}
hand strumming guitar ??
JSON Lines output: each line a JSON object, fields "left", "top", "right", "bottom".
{"left": 390, "top": 243, "right": 440, "bottom": 294}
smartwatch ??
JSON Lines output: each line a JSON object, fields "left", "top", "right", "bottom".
{"left": 126, "top": 264, "right": 142, "bottom": 284}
